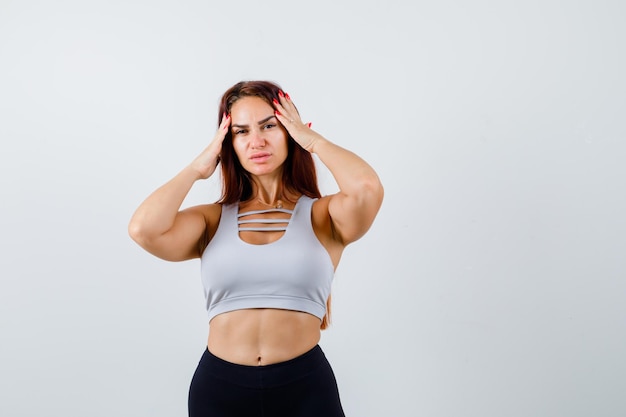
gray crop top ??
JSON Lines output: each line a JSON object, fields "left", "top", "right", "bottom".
{"left": 200, "top": 196, "right": 334, "bottom": 322}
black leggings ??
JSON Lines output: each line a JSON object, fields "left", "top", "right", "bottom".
{"left": 188, "top": 345, "right": 345, "bottom": 417}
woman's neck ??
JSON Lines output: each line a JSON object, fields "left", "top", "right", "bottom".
{"left": 248, "top": 176, "right": 300, "bottom": 208}
{"left": 251, "top": 176, "right": 284, "bottom": 206}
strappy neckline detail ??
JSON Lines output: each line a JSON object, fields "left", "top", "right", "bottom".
{"left": 235, "top": 196, "right": 303, "bottom": 243}
{"left": 238, "top": 208, "right": 294, "bottom": 217}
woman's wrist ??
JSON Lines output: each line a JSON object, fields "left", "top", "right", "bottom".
{"left": 303, "top": 134, "right": 326, "bottom": 154}
{"left": 304, "top": 138, "right": 318, "bottom": 153}
{"left": 184, "top": 163, "right": 208, "bottom": 182}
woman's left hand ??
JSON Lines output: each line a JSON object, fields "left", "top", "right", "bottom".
{"left": 272, "top": 92, "right": 319, "bottom": 152}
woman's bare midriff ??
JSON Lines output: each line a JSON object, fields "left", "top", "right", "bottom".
{"left": 207, "top": 309, "right": 322, "bottom": 366}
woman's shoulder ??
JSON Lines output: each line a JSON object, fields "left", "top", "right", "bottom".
{"left": 184, "top": 203, "right": 224, "bottom": 254}
{"left": 311, "top": 195, "right": 331, "bottom": 210}
{"left": 311, "top": 195, "right": 332, "bottom": 231}
{"left": 183, "top": 203, "right": 223, "bottom": 226}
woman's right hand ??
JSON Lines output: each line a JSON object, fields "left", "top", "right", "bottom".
{"left": 190, "top": 113, "right": 231, "bottom": 179}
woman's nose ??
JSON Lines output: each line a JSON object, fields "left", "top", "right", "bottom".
{"left": 250, "top": 130, "right": 265, "bottom": 148}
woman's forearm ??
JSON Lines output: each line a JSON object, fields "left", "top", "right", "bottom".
{"left": 309, "top": 137, "right": 383, "bottom": 200}
{"left": 271, "top": 94, "right": 382, "bottom": 200}
{"left": 128, "top": 165, "right": 201, "bottom": 240}
{"left": 129, "top": 115, "right": 231, "bottom": 242}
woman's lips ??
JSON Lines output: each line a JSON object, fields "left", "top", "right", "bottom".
{"left": 250, "top": 152, "right": 271, "bottom": 163}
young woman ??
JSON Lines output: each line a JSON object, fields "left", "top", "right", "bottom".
{"left": 128, "top": 80, "right": 383, "bottom": 416}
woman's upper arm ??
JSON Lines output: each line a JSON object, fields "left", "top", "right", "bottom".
{"left": 326, "top": 183, "right": 384, "bottom": 246}
{"left": 132, "top": 204, "right": 219, "bottom": 262}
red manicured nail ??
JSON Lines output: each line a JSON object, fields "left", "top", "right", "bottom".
{"left": 285, "top": 93, "right": 291, "bottom": 100}
{"left": 307, "top": 122, "right": 312, "bottom": 128}
{"left": 272, "top": 98, "right": 279, "bottom": 105}
{"left": 275, "top": 110, "right": 281, "bottom": 116}
{"left": 278, "top": 90, "right": 284, "bottom": 97}
{"left": 226, "top": 113, "right": 230, "bottom": 119}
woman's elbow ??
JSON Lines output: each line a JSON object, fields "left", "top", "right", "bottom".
{"left": 128, "top": 218, "right": 151, "bottom": 246}
{"left": 362, "top": 175, "right": 384, "bottom": 207}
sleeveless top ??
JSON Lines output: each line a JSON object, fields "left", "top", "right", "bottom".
{"left": 200, "top": 196, "right": 334, "bottom": 322}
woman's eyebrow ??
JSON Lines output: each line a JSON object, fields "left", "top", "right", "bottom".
{"left": 231, "top": 115, "right": 276, "bottom": 129}
{"left": 257, "top": 115, "right": 276, "bottom": 125}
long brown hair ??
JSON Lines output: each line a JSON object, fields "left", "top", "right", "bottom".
{"left": 216, "top": 80, "right": 331, "bottom": 329}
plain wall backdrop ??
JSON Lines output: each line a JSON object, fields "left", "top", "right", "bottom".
{"left": 1, "top": 0, "right": 625, "bottom": 416}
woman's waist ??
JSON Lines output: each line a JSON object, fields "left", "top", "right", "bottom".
{"left": 207, "top": 308, "right": 321, "bottom": 366}
{"left": 197, "top": 344, "right": 329, "bottom": 389}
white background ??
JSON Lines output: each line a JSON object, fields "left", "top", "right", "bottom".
{"left": 1, "top": 0, "right": 625, "bottom": 416}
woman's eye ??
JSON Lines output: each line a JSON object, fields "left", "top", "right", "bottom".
{"left": 263, "top": 124, "right": 275, "bottom": 130}
{"left": 234, "top": 129, "right": 246, "bottom": 135}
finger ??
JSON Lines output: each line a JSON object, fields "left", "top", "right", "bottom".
{"left": 219, "top": 113, "right": 231, "bottom": 131}
{"left": 273, "top": 99, "right": 302, "bottom": 128}
{"left": 274, "top": 110, "right": 301, "bottom": 127}
{"left": 272, "top": 100, "right": 296, "bottom": 124}
{"left": 274, "top": 109, "right": 286, "bottom": 125}
{"left": 274, "top": 110, "right": 298, "bottom": 128}
{"left": 278, "top": 90, "right": 291, "bottom": 101}
{"left": 272, "top": 98, "right": 284, "bottom": 112}
{"left": 272, "top": 98, "right": 293, "bottom": 120}
{"left": 277, "top": 91, "right": 297, "bottom": 113}
{"left": 276, "top": 90, "right": 296, "bottom": 116}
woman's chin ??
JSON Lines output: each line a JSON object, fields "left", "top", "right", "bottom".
{"left": 244, "top": 164, "right": 282, "bottom": 177}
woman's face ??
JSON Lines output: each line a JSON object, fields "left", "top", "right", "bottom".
{"left": 229, "top": 96, "right": 289, "bottom": 177}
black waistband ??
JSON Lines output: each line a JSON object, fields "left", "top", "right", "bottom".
{"left": 198, "top": 345, "right": 326, "bottom": 389}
